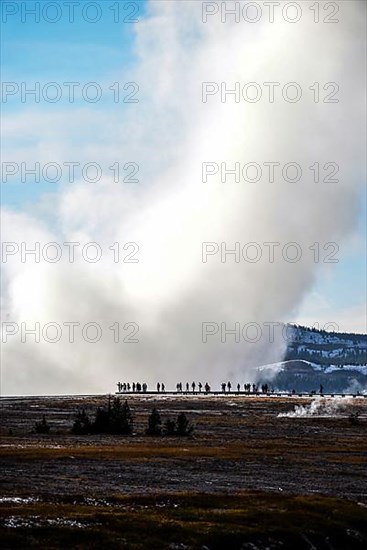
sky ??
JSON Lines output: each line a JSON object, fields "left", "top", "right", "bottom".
{"left": 0, "top": 0, "right": 366, "bottom": 394}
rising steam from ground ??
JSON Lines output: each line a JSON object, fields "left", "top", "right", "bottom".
{"left": 1, "top": 1, "right": 366, "bottom": 394}
{"left": 278, "top": 397, "right": 353, "bottom": 418}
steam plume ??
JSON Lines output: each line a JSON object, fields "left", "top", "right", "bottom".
{"left": 1, "top": 1, "right": 365, "bottom": 394}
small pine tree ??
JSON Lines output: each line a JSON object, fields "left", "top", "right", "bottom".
{"left": 146, "top": 408, "right": 162, "bottom": 436}
{"left": 110, "top": 397, "right": 123, "bottom": 433}
{"left": 93, "top": 406, "right": 110, "bottom": 433}
{"left": 34, "top": 415, "right": 50, "bottom": 434}
{"left": 92, "top": 398, "right": 133, "bottom": 435}
{"left": 112, "top": 399, "right": 133, "bottom": 435}
{"left": 71, "top": 409, "right": 92, "bottom": 435}
{"left": 176, "top": 412, "right": 193, "bottom": 436}
{"left": 163, "top": 418, "right": 176, "bottom": 436}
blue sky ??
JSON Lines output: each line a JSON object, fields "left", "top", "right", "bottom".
{"left": 1, "top": 0, "right": 144, "bottom": 203}
{"left": 1, "top": 1, "right": 141, "bottom": 105}
{"left": 1, "top": 0, "right": 366, "bottom": 333}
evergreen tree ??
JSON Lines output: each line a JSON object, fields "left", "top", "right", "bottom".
{"left": 71, "top": 409, "right": 92, "bottom": 435}
{"left": 93, "top": 406, "right": 111, "bottom": 433}
{"left": 176, "top": 412, "right": 194, "bottom": 436}
{"left": 111, "top": 398, "right": 133, "bottom": 435}
{"left": 92, "top": 398, "right": 133, "bottom": 435}
{"left": 146, "top": 407, "right": 162, "bottom": 436}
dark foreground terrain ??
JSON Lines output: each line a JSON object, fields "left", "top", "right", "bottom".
{"left": 1, "top": 394, "right": 366, "bottom": 549}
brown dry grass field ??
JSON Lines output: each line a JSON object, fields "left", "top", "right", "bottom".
{"left": 1, "top": 394, "right": 366, "bottom": 549}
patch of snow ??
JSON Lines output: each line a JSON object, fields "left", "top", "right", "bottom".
{"left": 324, "top": 365, "right": 367, "bottom": 374}
{"left": 2, "top": 515, "right": 96, "bottom": 529}
{"left": 0, "top": 497, "right": 39, "bottom": 504}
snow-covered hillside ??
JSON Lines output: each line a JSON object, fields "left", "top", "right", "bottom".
{"left": 256, "top": 325, "right": 367, "bottom": 392}
{"left": 284, "top": 324, "right": 367, "bottom": 366}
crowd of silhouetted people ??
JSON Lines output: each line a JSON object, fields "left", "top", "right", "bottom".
{"left": 175, "top": 382, "right": 211, "bottom": 393}
{"left": 116, "top": 382, "right": 148, "bottom": 393}
{"left": 116, "top": 381, "right": 277, "bottom": 394}
{"left": 116, "top": 381, "right": 329, "bottom": 396}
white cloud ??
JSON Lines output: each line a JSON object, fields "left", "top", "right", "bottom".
{"left": 1, "top": 0, "right": 366, "bottom": 395}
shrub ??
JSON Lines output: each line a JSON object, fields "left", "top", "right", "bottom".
{"left": 34, "top": 415, "right": 50, "bottom": 434}
{"left": 163, "top": 413, "right": 194, "bottom": 436}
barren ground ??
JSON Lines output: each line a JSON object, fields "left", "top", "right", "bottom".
{"left": 1, "top": 394, "right": 366, "bottom": 549}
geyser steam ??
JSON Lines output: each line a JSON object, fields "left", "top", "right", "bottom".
{"left": 1, "top": 1, "right": 365, "bottom": 394}
{"left": 278, "top": 397, "right": 353, "bottom": 418}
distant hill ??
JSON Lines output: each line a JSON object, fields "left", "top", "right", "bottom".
{"left": 256, "top": 325, "right": 367, "bottom": 393}
{"left": 284, "top": 324, "right": 367, "bottom": 366}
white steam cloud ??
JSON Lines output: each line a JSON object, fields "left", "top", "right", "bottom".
{"left": 1, "top": 1, "right": 366, "bottom": 394}
{"left": 278, "top": 397, "right": 354, "bottom": 418}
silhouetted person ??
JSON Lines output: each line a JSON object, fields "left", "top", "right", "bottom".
{"left": 132, "top": 382, "right": 136, "bottom": 392}
{"left": 143, "top": 383, "right": 147, "bottom": 392}
{"left": 186, "top": 382, "right": 189, "bottom": 392}
{"left": 237, "top": 383, "right": 240, "bottom": 392}
{"left": 157, "top": 382, "right": 161, "bottom": 393}
{"left": 192, "top": 382, "right": 196, "bottom": 392}
{"left": 161, "top": 383, "right": 165, "bottom": 393}
{"left": 227, "top": 381, "right": 232, "bottom": 392}
{"left": 198, "top": 382, "right": 202, "bottom": 393}
{"left": 320, "top": 384, "right": 324, "bottom": 394}
{"left": 205, "top": 382, "right": 210, "bottom": 393}
{"left": 117, "top": 382, "right": 122, "bottom": 393}
{"left": 221, "top": 382, "right": 226, "bottom": 393}
{"left": 127, "top": 383, "right": 131, "bottom": 391}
